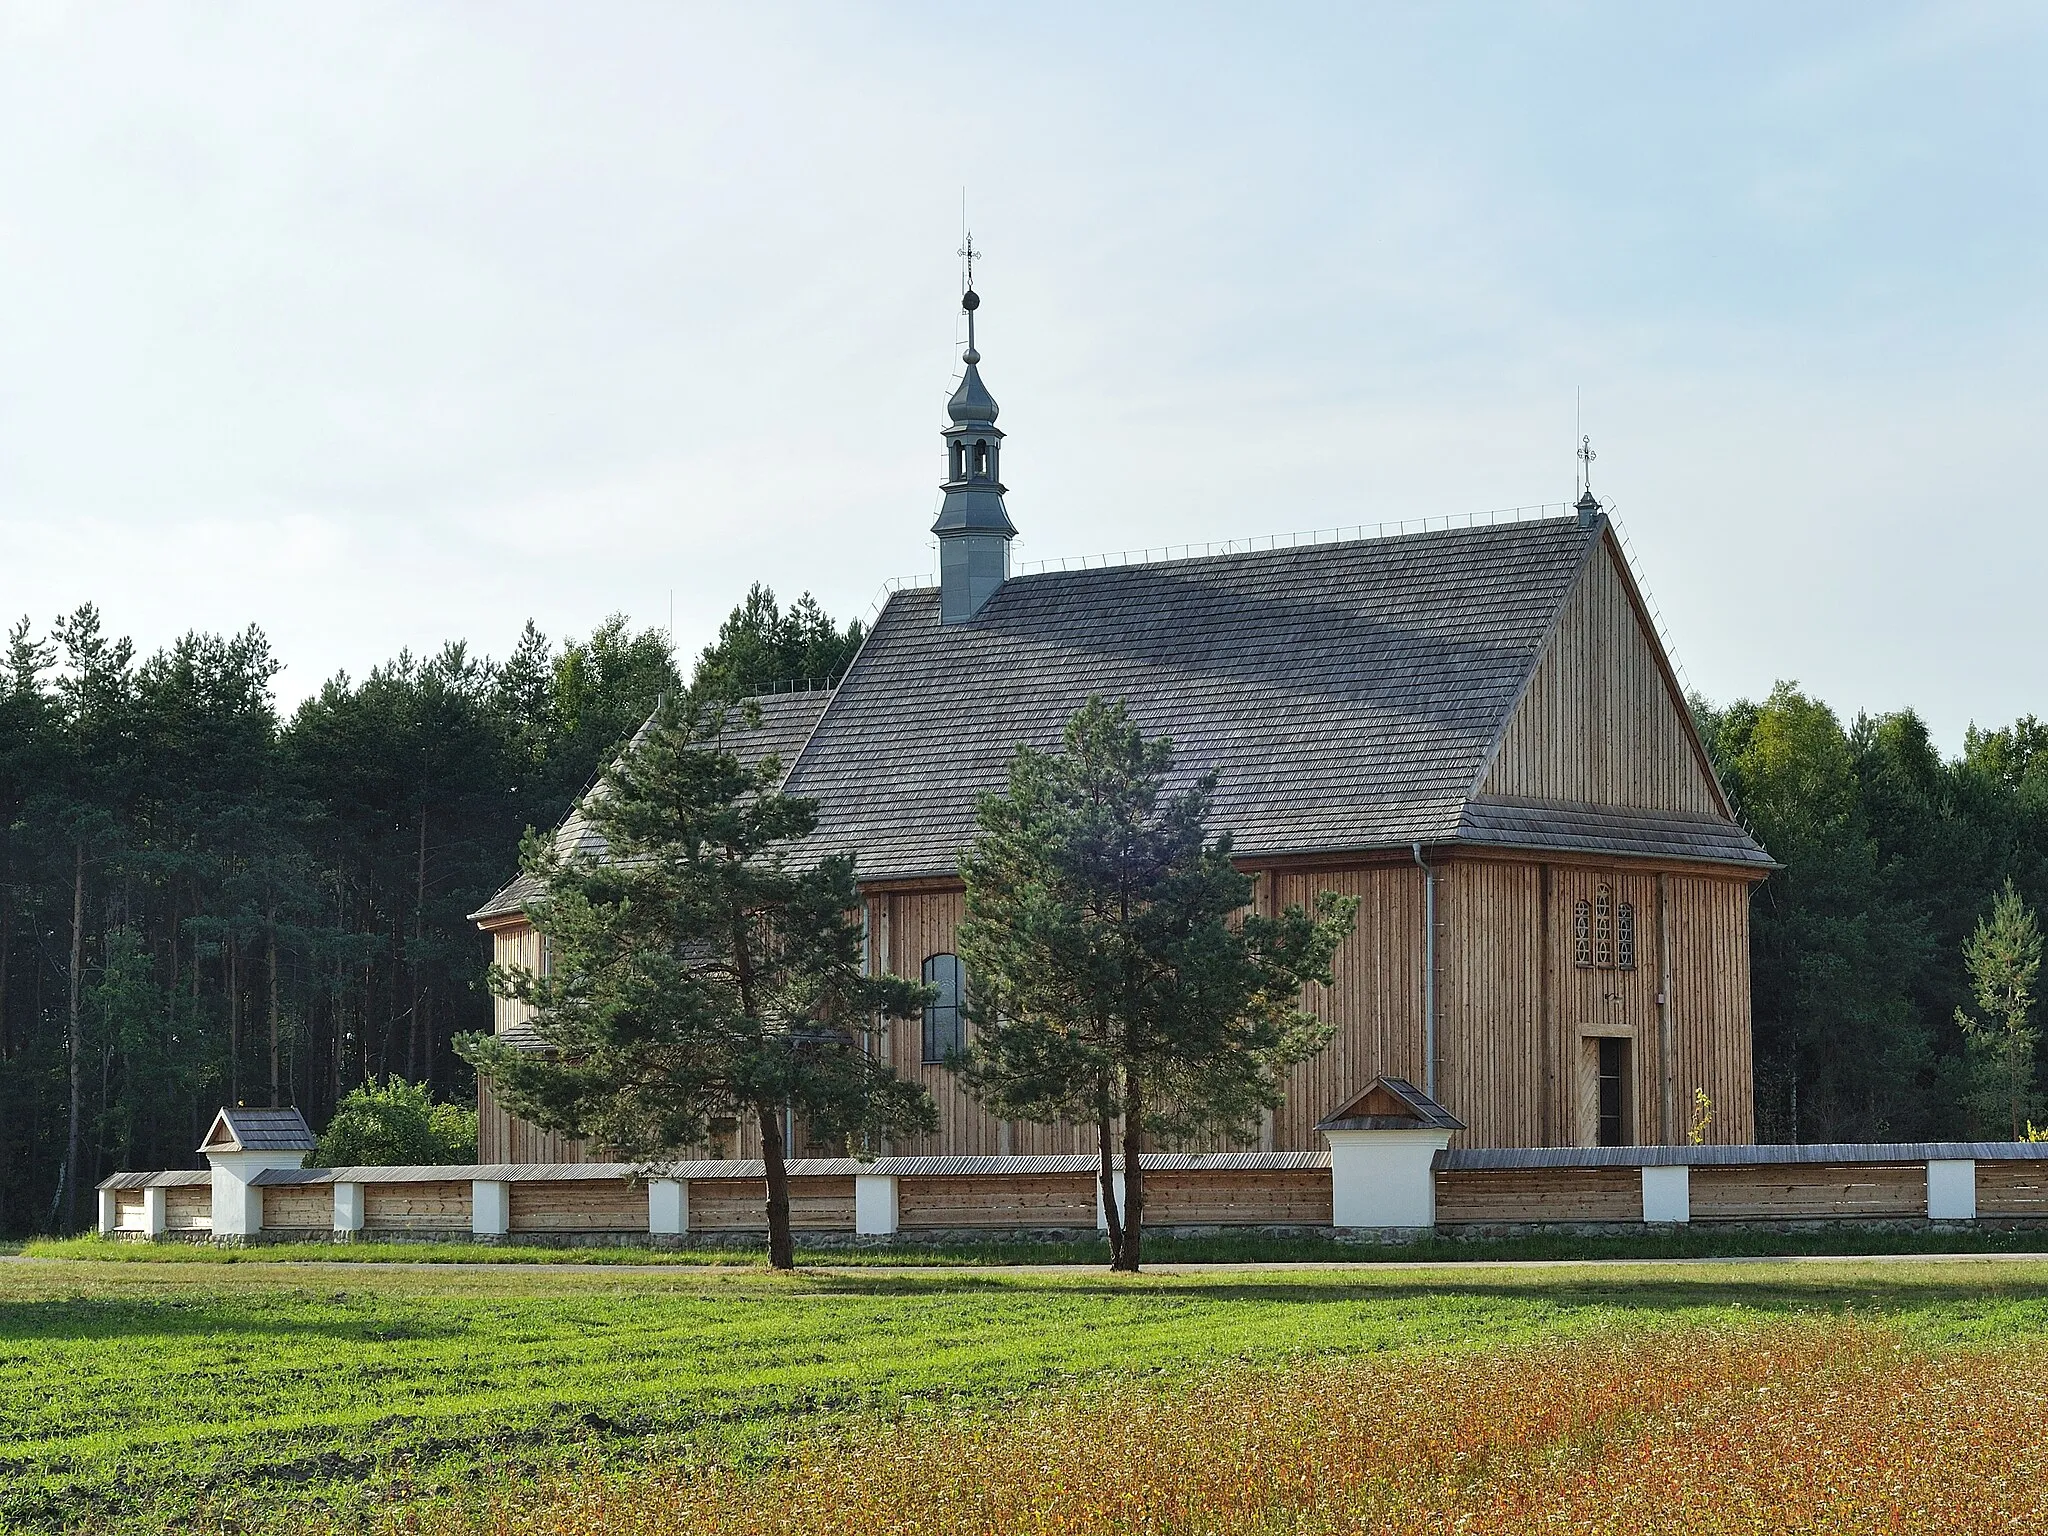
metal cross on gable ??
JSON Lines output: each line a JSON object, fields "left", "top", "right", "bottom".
{"left": 1578, "top": 434, "right": 1597, "bottom": 492}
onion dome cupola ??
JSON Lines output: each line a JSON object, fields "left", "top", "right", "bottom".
{"left": 933, "top": 274, "right": 1017, "bottom": 625}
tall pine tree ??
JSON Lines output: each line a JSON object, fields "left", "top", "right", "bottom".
{"left": 459, "top": 696, "right": 934, "bottom": 1270}
{"left": 957, "top": 697, "right": 1355, "bottom": 1271}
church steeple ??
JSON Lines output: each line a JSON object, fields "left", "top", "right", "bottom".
{"left": 932, "top": 239, "right": 1015, "bottom": 624}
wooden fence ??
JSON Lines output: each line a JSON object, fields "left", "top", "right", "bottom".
{"left": 96, "top": 1142, "right": 2048, "bottom": 1243}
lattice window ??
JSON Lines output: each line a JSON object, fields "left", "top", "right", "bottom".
{"left": 1593, "top": 886, "right": 1614, "bottom": 969}
{"left": 1616, "top": 901, "right": 1637, "bottom": 971}
{"left": 921, "top": 953, "right": 967, "bottom": 1064}
{"left": 1572, "top": 899, "right": 1592, "bottom": 968}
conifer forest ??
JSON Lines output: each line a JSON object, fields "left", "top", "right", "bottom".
{"left": 0, "top": 587, "right": 861, "bottom": 1234}
{"left": 1, "top": 585, "right": 2044, "bottom": 1234}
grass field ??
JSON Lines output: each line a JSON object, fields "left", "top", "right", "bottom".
{"left": 5, "top": 1253, "right": 2048, "bottom": 1533}
{"left": 29, "top": 1219, "right": 2048, "bottom": 1267}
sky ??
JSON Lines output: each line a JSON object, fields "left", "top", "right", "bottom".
{"left": 1, "top": 2, "right": 2043, "bottom": 748}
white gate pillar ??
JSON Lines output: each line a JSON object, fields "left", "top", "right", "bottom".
{"left": 1928, "top": 1158, "right": 1977, "bottom": 1221}
{"left": 333, "top": 1183, "right": 365, "bottom": 1234}
{"left": 472, "top": 1180, "right": 511, "bottom": 1237}
{"left": 854, "top": 1174, "right": 899, "bottom": 1236}
{"left": 648, "top": 1178, "right": 689, "bottom": 1236}
{"left": 1641, "top": 1164, "right": 1690, "bottom": 1223}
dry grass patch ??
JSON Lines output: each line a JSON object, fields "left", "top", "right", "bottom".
{"left": 433, "top": 1320, "right": 2048, "bottom": 1535}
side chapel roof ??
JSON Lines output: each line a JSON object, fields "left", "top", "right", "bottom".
{"left": 469, "top": 690, "right": 834, "bottom": 922}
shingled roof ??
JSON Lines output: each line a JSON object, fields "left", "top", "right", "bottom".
{"left": 474, "top": 518, "right": 1768, "bottom": 923}
{"left": 470, "top": 689, "right": 833, "bottom": 922}
{"left": 784, "top": 517, "right": 1768, "bottom": 879}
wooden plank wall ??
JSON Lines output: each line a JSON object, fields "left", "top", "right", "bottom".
{"left": 1436, "top": 1166, "right": 1641, "bottom": 1224}
{"left": 261, "top": 1185, "right": 334, "bottom": 1231}
{"left": 1271, "top": 864, "right": 1426, "bottom": 1151}
{"left": 1481, "top": 538, "right": 1723, "bottom": 814}
{"left": 870, "top": 887, "right": 1100, "bottom": 1158}
{"left": 509, "top": 1179, "right": 646, "bottom": 1233}
{"left": 1689, "top": 1163, "right": 1924, "bottom": 1221}
{"left": 684, "top": 1177, "right": 856, "bottom": 1232}
{"left": 898, "top": 1174, "right": 1097, "bottom": 1229}
{"left": 1143, "top": 1169, "right": 1332, "bottom": 1225}
{"left": 1664, "top": 875, "right": 1757, "bottom": 1143}
{"left": 362, "top": 1180, "right": 472, "bottom": 1231}
{"left": 1978, "top": 1162, "right": 2048, "bottom": 1216}
{"left": 867, "top": 858, "right": 1751, "bottom": 1155}
{"left": 114, "top": 1190, "right": 147, "bottom": 1230}
{"left": 478, "top": 1076, "right": 596, "bottom": 1166}
{"left": 165, "top": 1185, "right": 211, "bottom": 1231}
{"left": 1436, "top": 860, "right": 1546, "bottom": 1148}
{"left": 491, "top": 923, "right": 541, "bottom": 1035}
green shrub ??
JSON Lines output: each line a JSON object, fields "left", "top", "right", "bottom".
{"left": 314, "top": 1076, "right": 478, "bottom": 1166}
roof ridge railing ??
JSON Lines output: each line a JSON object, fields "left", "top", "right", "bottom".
{"left": 1014, "top": 502, "right": 1575, "bottom": 576}
{"left": 864, "top": 502, "right": 1576, "bottom": 623}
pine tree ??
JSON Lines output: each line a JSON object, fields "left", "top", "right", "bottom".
{"left": 956, "top": 697, "right": 1355, "bottom": 1272}
{"left": 1955, "top": 879, "right": 2043, "bottom": 1139}
{"left": 457, "top": 696, "right": 934, "bottom": 1270}
{"left": 688, "top": 585, "right": 864, "bottom": 703}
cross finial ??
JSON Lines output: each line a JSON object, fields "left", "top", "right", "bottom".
{"left": 1577, "top": 434, "right": 1597, "bottom": 494}
{"left": 958, "top": 231, "right": 980, "bottom": 292}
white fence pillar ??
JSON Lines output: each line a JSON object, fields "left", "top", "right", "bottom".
{"left": 1928, "top": 1159, "right": 1977, "bottom": 1221}
{"left": 648, "top": 1178, "right": 688, "bottom": 1236}
{"left": 1641, "top": 1164, "right": 1690, "bottom": 1223}
{"left": 333, "top": 1183, "right": 364, "bottom": 1234}
{"left": 97, "top": 1187, "right": 119, "bottom": 1235}
{"left": 207, "top": 1154, "right": 293, "bottom": 1240}
{"left": 142, "top": 1186, "right": 169, "bottom": 1237}
{"left": 1325, "top": 1128, "right": 1456, "bottom": 1230}
{"left": 1096, "top": 1169, "right": 1129, "bottom": 1232}
{"left": 472, "top": 1180, "right": 510, "bottom": 1237}
{"left": 854, "top": 1174, "right": 899, "bottom": 1236}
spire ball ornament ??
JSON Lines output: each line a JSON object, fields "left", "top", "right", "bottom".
{"left": 961, "top": 289, "right": 980, "bottom": 311}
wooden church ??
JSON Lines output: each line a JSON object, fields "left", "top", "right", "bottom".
{"left": 473, "top": 282, "right": 1773, "bottom": 1160}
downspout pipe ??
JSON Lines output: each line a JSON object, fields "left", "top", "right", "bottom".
{"left": 1411, "top": 842, "right": 1437, "bottom": 1098}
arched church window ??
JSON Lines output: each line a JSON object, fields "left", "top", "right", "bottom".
{"left": 973, "top": 440, "right": 989, "bottom": 476}
{"left": 1572, "top": 900, "right": 1592, "bottom": 969}
{"left": 1617, "top": 901, "right": 1637, "bottom": 971}
{"left": 1593, "top": 886, "right": 1614, "bottom": 969}
{"left": 922, "top": 953, "right": 966, "bottom": 1064}
{"left": 950, "top": 441, "right": 965, "bottom": 479}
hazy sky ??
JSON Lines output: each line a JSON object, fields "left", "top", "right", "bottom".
{"left": 2, "top": 3, "right": 2043, "bottom": 746}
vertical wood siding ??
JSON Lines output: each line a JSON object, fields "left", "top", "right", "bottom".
{"left": 479, "top": 1075, "right": 596, "bottom": 1165}
{"left": 1436, "top": 860, "right": 1547, "bottom": 1148}
{"left": 1270, "top": 865, "right": 1427, "bottom": 1151}
{"left": 1663, "top": 874, "right": 1757, "bottom": 1143}
{"left": 490, "top": 923, "right": 541, "bottom": 1035}
{"left": 493, "top": 853, "right": 1752, "bottom": 1157}
{"left": 1481, "top": 540, "right": 1723, "bottom": 814}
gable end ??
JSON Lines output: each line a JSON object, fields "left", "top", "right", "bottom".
{"left": 1473, "top": 527, "right": 1731, "bottom": 818}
